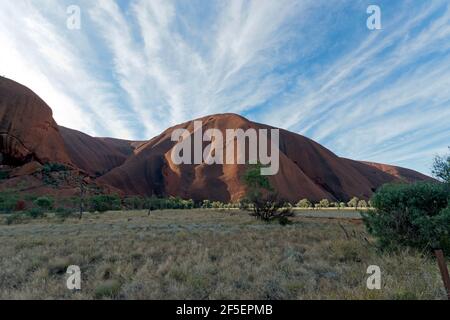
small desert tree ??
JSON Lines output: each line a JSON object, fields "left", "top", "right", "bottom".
{"left": 362, "top": 182, "right": 450, "bottom": 254}
{"left": 358, "top": 200, "right": 368, "bottom": 209}
{"left": 347, "top": 197, "right": 359, "bottom": 210}
{"left": 0, "top": 190, "right": 19, "bottom": 214}
{"left": 89, "top": 194, "right": 121, "bottom": 213}
{"left": 34, "top": 196, "right": 54, "bottom": 211}
{"left": 319, "top": 199, "right": 330, "bottom": 208}
{"left": 432, "top": 147, "right": 450, "bottom": 184}
{"left": 243, "top": 164, "right": 293, "bottom": 224}
{"left": 202, "top": 200, "right": 212, "bottom": 209}
{"left": 296, "top": 198, "right": 311, "bottom": 208}
{"left": 74, "top": 173, "right": 90, "bottom": 219}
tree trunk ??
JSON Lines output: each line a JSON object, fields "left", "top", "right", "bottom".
{"left": 435, "top": 249, "right": 450, "bottom": 300}
{"left": 79, "top": 180, "right": 85, "bottom": 220}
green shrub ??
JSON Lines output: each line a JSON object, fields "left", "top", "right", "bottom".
{"left": 278, "top": 216, "right": 293, "bottom": 226}
{"left": 0, "top": 191, "right": 19, "bottom": 213}
{"left": 24, "top": 194, "right": 38, "bottom": 201}
{"left": 94, "top": 280, "right": 122, "bottom": 299}
{"left": 211, "top": 201, "right": 224, "bottom": 209}
{"left": 242, "top": 164, "right": 293, "bottom": 223}
{"left": 124, "top": 196, "right": 145, "bottom": 210}
{"left": 283, "top": 202, "right": 293, "bottom": 209}
{"left": 48, "top": 257, "right": 71, "bottom": 274}
{"left": 34, "top": 196, "right": 54, "bottom": 211}
{"left": 0, "top": 170, "right": 9, "bottom": 180}
{"left": 296, "top": 199, "right": 311, "bottom": 208}
{"left": 26, "top": 208, "right": 45, "bottom": 219}
{"left": 161, "top": 197, "right": 194, "bottom": 209}
{"left": 5, "top": 213, "right": 24, "bottom": 225}
{"left": 182, "top": 199, "right": 195, "bottom": 209}
{"left": 146, "top": 196, "right": 163, "bottom": 210}
{"left": 42, "top": 163, "right": 68, "bottom": 174}
{"left": 55, "top": 207, "right": 75, "bottom": 219}
{"left": 319, "top": 199, "right": 330, "bottom": 208}
{"left": 432, "top": 147, "right": 450, "bottom": 184}
{"left": 202, "top": 200, "right": 211, "bottom": 209}
{"left": 362, "top": 182, "right": 450, "bottom": 254}
{"left": 238, "top": 199, "right": 251, "bottom": 211}
{"left": 41, "top": 163, "right": 68, "bottom": 186}
{"left": 89, "top": 194, "right": 121, "bottom": 213}
{"left": 358, "top": 200, "right": 368, "bottom": 208}
{"left": 347, "top": 197, "right": 359, "bottom": 209}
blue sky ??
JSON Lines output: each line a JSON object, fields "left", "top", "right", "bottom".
{"left": 0, "top": 0, "right": 449, "bottom": 175}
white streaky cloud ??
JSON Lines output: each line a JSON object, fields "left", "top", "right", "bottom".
{"left": 265, "top": 0, "right": 446, "bottom": 132}
{"left": 89, "top": 0, "right": 169, "bottom": 137}
{"left": 0, "top": 0, "right": 136, "bottom": 139}
{"left": 257, "top": 1, "right": 450, "bottom": 173}
{"left": 0, "top": 0, "right": 449, "bottom": 175}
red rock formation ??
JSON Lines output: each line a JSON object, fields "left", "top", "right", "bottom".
{"left": 361, "top": 161, "right": 432, "bottom": 183}
{"left": 59, "top": 126, "right": 143, "bottom": 176}
{"left": 0, "top": 77, "right": 71, "bottom": 166}
{"left": 0, "top": 76, "right": 433, "bottom": 202}
{"left": 98, "top": 114, "right": 433, "bottom": 202}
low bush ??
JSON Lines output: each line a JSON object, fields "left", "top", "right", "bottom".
{"left": 42, "top": 163, "right": 68, "bottom": 174}
{"left": 148, "top": 197, "right": 195, "bottom": 210}
{"left": 296, "top": 199, "right": 311, "bottom": 208}
{"left": 123, "top": 196, "right": 145, "bottom": 210}
{"left": 48, "top": 257, "right": 72, "bottom": 275}
{"left": 26, "top": 208, "right": 45, "bottom": 219}
{"left": 319, "top": 199, "right": 330, "bottom": 208}
{"left": 5, "top": 213, "right": 24, "bottom": 225}
{"left": 0, "top": 191, "right": 19, "bottom": 214}
{"left": 94, "top": 280, "right": 122, "bottom": 299}
{"left": 89, "top": 194, "right": 121, "bottom": 213}
{"left": 243, "top": 164, "right": 294, "bottom": 224}
{"left": 55, "top": 207, "right": 75, "bottom": 219}
{"left": 0, "top": 170, "right": 9, "bottom": 180}
{"left": 347, "top": 197, "right": 359, "bottom": 209}
{"left": 362, "top": 182, "right": 450, "bottom": 254}
{"left": 358, "top": 200, "right": 368, "bottom": 208}
{"left": 34, "top": 196, "right": 54, "bottom": 211}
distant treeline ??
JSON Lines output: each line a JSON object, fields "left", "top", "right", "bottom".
{"left": 0, "top": 190, "right": 370, "bottom": 217}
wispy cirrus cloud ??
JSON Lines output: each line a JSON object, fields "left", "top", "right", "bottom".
{"left": 0, "top": 0, "right": 449, "bottom": 174}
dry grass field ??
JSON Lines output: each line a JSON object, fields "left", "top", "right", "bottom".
{"left": 0, "top": 209, "right": 447, "bottom": 300}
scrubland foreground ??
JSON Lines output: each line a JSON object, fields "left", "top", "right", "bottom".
{"left": 0, "top": 210, "right": 447, "bottom": 300}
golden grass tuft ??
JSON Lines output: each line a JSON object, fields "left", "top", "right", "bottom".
{"left": 0, "top": 209, "right": 447, "bottom": 299}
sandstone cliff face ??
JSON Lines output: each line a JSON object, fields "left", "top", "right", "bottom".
{"left": 59, "top": 126, "right": 142, "bottom": 176}
{"left": 98, "top": 114, "right": 433, "bottom": 202}
{"left": 0, "top": 77, "right": 71, "bottom": 166}
{"left": 0, "top": 76, "right": 433, "bottom": 202}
